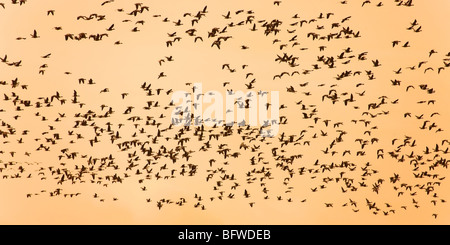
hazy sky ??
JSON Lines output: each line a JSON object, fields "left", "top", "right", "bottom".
{"left": 0, "top": 0, "right": 449, "bottom": 224}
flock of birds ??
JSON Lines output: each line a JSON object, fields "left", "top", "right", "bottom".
{"left": 0, "top": 0, "right": 449, "bottom": 222}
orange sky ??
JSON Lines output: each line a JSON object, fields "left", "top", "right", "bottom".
{"left": 0, "top": 0, "right": 449, "bottom": 224}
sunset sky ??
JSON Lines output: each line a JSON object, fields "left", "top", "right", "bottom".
{"left": 0, "top": 0, "right": 449, "bottom": 224}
